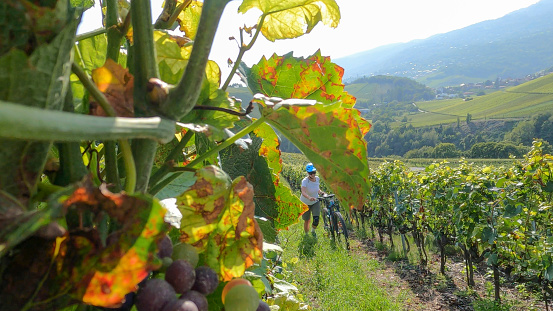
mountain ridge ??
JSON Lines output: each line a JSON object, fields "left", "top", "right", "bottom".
{"left": 336, "top": 0, "right": 553, "bottom": 87}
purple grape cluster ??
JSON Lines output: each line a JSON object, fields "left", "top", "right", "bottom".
{"left": 130, "top": 235, "right": 218, "bottom": 311}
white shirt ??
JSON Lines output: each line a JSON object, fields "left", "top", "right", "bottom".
{"left": 300, "top": 176, "right": 319, "bottom": 205}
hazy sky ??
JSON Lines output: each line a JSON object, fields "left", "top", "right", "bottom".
{"left": 79, "top": 0, "right": 541, "bottom": 82}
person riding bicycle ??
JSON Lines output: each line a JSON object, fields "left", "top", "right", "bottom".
{"left": 300, "top": 163, "right": 325, "bottom": 237}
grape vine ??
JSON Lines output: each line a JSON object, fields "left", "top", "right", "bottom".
{"left": 361, "top": 140, "right": 553, "bottom": 305}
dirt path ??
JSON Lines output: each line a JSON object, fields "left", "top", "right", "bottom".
{"left": 350, "top": 235, "right": 546, "bottom": 311}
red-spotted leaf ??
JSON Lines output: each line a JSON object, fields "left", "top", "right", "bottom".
{"left": 205, "top": 177, "right": 263, "bottom": 281}
{"left": 175, "top": 166, "right": 263, "bottom": 281}
{"left": 245, "top": 50, "right": 356, "bottom": 108}
{"left": 64, "top": 183, "right": 169, "bottom": 306}
{"left": 238, "top": 0, "right": 340, "bottom": 41}
{"left": 254, "top": 95, "right": 370, "bottom": 210}
{"left": 0, "top": 180, "right": 170, "bottom": 309}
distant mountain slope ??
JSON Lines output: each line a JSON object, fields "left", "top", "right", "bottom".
{"left": 336, "top": 0, "right": 553, "bottom": 87}
{"left": 410, "top": 72, "right": 553, "bottom": 127}
{"left": 345, "top": 75, "right": 435, "bottom": 109}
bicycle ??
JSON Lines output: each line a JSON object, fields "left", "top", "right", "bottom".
{"left": 319, "top": 194, "right": 350, "bottom": 250}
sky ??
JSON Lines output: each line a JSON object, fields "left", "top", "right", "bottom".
{"left": 79, "top": 0, "right": 541, "bottom": 83}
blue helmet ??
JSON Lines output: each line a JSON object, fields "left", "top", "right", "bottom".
{"left": 306, "top": 163, "right": 316, "bottom": 173}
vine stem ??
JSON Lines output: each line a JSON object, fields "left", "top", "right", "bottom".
{"left": 75, "top": 27, "right": 107, "bottom": 41}
{"left": 149, "top": 117, "right": 265, "bottom": 195}
{"left": 119, "top": 139, "right": 136, "bottom": 193}
{"left": 131, "top": 0, "right": 161, "bottom": 193}
{"left": 222, "top": 14, "right": 265, "bottom": 91}
{"left": 105, "top": 0, "right": 123, "bottom": 192}
{"left": 0, "top": 101, "right": 175, "bottom": 142}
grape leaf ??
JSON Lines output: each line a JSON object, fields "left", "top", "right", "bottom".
{"left": 245, "top": 50, "right": 355, "bottom": 106}
{"left": 220, "top": 123, "right": 307, "bottom": 230}
{"left": 242, "top": 51, "right": 371, "bottom": 210}
{"left": 90, "top": 59, "right": 134, "bottom": 117}
{"left": 73, "top": 34, "right": 109, "bottom": 73}
{"left": 177, "top": 0, "right": 202, "bottom": 39}
{"left": 238, "top": 0, "right": 340, "bottom": 41}
{"left": 255, "top": 95, "right": 370, "bottom": 210}
{"left": 154, "top": 30, "right": 192, "bottom": 85}
{"left": 0, "top": 180, "right": 170, "bottom": 309}
{"left": 175, "top": 166, "right": 263, "bottom": 281}
{"left": 0, "top": 16, "right": 78, "bottom": 204}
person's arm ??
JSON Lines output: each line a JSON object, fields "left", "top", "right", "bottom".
{"left": 301, "top": 186, "right": 316, "bottom": 201}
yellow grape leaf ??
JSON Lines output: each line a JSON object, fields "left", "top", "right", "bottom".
{"left": 176, "top": 166, "right": 263, "bottom": 281}
{"left": 238, "top": 0, "right": 340, "bottom": 41}
{"left": 177, "top": 0, "right": 203, "bottom": 40}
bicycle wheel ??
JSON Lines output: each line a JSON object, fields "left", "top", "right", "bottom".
{"left": 332, "top": 211, "right": 350, "bottom": 250}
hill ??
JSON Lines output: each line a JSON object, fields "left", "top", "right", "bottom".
{"left": 345, "top": 76, "right": 434, "bottom": 109}
{"left": 336, "top": 0, "right": 553, "bottom": 87}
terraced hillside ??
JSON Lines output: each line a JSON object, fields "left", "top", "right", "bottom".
{"left": 409, "top": 73, "right": 553, "bottom": 127}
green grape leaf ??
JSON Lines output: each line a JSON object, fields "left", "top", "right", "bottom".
{"left": 195, "top": 132, "right": 220, "bottom": 166}
{"left": 254, "top": 95, "right": 370, "bottom": 210}
{"left": 504, "top": 203, "right": 522, "bottom": 218}
{"left": 0, "top": 180, "right": 170, "bottom": 308}
{"left": 70, "top": 0, "right": 94, "bottom": 9}
{"left": 481, "top": 226, "right": 496, "bottom": 244}
{"left": 176, "top": 166, "right": 263, "bottom": 281}
{"left": 220, "top": 123, "right": 307, "bottom": 230}
{"left": 0, "top": 16, "right": 78, "bottom": 204}
{"left": 177, "top": 1, "right": 203, "bottom": 39}
{"left": 73, "top": 34, "right": 109, "bottom": 73}
{"left": 238, "top": 0, "right": 340, "bottom": 41}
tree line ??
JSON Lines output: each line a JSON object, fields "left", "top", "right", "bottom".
{"left": 364, "top": 111, "right": 553, "bottom": 158}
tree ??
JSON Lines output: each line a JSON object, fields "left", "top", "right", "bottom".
{"left": 0, "top": 0, "right": 371, "bottom": 309}
{"left": 433, "top": 143, "right": 460, "bottom": 158}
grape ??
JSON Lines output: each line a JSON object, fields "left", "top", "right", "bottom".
{"left": 256, "top": 300, "right": 270, "bottom": 311}
{"left": 165, "top": 260, "right": 196, "bottom": 294}
{"left": 191, "top": 266, "right": 219, "bottom": 295}
{"left": 161, "top": 299, "right": 199, "bottom": 311}
{"left": 158, "top": 235, "right": 173, "bottom": 258}
{"left": 172, "top": 243, "right": 199, "bottom": 267}
{"left": 180, "top": 290, "right": 208, "bottom": 311}
{"left": 135, "top": 279, "right": 176, "bottom": 311}
{"left": 223, "top": 284, "right": 260, "bottom": 311}
{"left": 221, "top": 278, "right": 252, "bottom": 304}
{"left": 159, "top": 256, "right": 174, "bottom": 272}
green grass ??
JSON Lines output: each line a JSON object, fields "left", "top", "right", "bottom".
{"left": 278, "top": 223, "right": 410, "bottom": 311}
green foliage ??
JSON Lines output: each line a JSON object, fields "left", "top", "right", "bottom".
{"left": 0, "top": 0, "right": 372, "bottom": 309}
{"left": 364, "top": 140, "right": 553, "bottom": 305}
